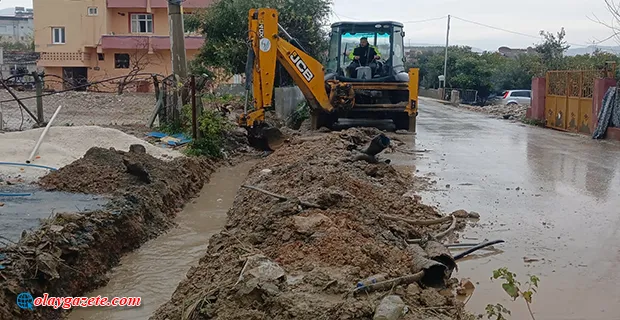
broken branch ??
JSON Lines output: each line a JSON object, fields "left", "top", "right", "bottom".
{"left": 380, "top": 214, "right": 453, "bottom": 226}
{"left": 406, "top": 215, "right": 458, "bottom": 244}
{"left": 352, "top": 271, "right": 425, "bottom": 296}
{"left": 434, "top": 215, "right": 457, "bottom": 240}
{"left": 241, "top": 185, "right": 324, "bottom": 209}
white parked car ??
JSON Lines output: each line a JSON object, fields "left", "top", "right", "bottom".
{"left": 500, "top": 90, "right": 531, "bottom": 106}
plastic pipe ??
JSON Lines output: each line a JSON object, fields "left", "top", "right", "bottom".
{"left": 26, "top": 104, "right": 62, "bottom": 164}
{"left": 0, "top": 162, "right": 58, "bottom": 171}
{"left": 0, "top": 193, "right": 32, "bottom": 197}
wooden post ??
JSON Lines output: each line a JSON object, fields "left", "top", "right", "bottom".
{"left": 191, "top": 75, "right": 197, "bottom": 140}
{"left": 32, "top": 71, "right": 44, "bottom": 124}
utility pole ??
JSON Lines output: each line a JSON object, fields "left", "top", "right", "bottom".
{"left": 168, "top": 0, "right": 188, "bottom": 80}
{"left": 443, "top": 14, "right": 451, "bottom": 89}
{"left": 168, "top": 0, "right": 188, "bottom": 123}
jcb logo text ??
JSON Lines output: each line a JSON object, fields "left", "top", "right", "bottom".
{"left": 289, "top": 52, "right": 314, "bottom": 82}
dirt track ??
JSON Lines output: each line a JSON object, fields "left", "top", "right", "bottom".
{"left": 0, "top": 145, "right": 216, "bottom": 320}
{"left": 151, "top": 128, "right": 474, "bottom": 320}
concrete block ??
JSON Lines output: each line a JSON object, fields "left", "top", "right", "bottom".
{"left": 274, "top": 86, "right": 305, "bottom": 122}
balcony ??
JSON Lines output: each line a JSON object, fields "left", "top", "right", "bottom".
{"left": 37, "top": 51, "right": 91, "bottom": 67}
{"left": 100, "top": 35, "right": 204, "bottom": 51}
{"left": 106, "top": 0, "right": 214, "bottom": 9}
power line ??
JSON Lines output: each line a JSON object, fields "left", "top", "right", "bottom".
{"left": 331, "top": 11, "right": 360, "bottom": 21}
{"left": 451, "top": 15, "right": 540, "bottom": 39}
{"left": 402, "top": 16, "right": 447, "bottom": 24}
{"left": 451, "top": 15, "right": 598, "bottom": 48}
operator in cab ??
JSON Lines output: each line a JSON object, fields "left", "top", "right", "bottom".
{"left": 347, "top": 37, "right": 381, "bottom": 78}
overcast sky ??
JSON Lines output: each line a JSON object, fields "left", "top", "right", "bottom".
{"left": 3, "top": 0, "right": 618, "bottom": 50}
{"left": 330, "top": 0, "right": 618, "bottom": 50}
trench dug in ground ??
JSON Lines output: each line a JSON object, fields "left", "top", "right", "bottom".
{"left": 0, "top": 145, "right": 217, "bottom": 320}
{"left": 152, "top": 128, "right": 475, "bottom": 320}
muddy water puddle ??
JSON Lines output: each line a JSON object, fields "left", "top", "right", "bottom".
{"left": 69, "top": 161, "right": 256, "bottom": 320}
{"left": 0, "top": 185, "right": 108, "bottom": 244}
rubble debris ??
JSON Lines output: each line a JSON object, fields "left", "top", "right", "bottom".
{"left": 374, "top": 295, "right": 407, "bottom": 320}
{"left": 452, "top": 209, "right": 469, "bottom": 218}
{"left": 468, "top": 211, "right": 481, "bottom": 219}
{"left": 152, "top": 128, "right": 472, "bottom": 320}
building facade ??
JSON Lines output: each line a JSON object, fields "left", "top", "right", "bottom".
{"left": 0, "top": 7, "right": 34, "bottom": 44}
{"left": 33, "top": 0, "right": 211, "bottom": 90}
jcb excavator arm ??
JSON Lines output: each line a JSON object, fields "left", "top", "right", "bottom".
{"left": 239, "top": 8, "right": 338, "bottom": 150}
{"left": 240, "top": 8, "right": 419, "bottom": 151}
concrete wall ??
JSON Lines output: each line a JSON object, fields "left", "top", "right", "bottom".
{"left": 419, "top": 87, "right": 441, "bottom": 100}
{"left": 527, "top": 77, "right": 546, "bottom": 121}
{"left": 274, "top": 86, "right": 305, "bottom": 121}
{"left": 593, "top": 78, "right": 619, "bottom": 141}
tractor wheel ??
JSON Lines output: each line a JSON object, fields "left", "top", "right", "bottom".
{"left": 311, "top": 111, "right": 337, "bottom": 130}
{"left": 393, "top": 112, "right": 417, "bottom": 133}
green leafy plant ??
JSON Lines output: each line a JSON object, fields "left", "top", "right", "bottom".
{"left": 485, "top": 304, "right": 511, "bottom": 320}
{"left": 486, "top": 267, "right": 540, "bottom": 320}
{"left": 185, "top": 108, "right": 233, "bottom": 158}
{"left": 290, "top": 101, "right": 310, "bottom": 129}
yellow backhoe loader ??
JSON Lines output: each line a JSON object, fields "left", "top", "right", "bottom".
{"left": 238, "top": 8, "right": 419, "bottom": 150}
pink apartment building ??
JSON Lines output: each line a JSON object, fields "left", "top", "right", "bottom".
{"left": 33, "top": 0, "right": 211, "bottom": 90}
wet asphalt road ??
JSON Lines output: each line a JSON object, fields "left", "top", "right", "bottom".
{"left": 398, "top": 98, "right": 620, "bottom": 320}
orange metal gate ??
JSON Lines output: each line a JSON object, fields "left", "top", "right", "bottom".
{"left": 545, "top": 70, "right": 605, "bottom": 133}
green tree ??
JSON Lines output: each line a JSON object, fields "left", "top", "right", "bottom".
{"left": 185, "top": 0, "right": 332, "bottom": 80}
{"left": 535, "top": 28, "right": 570, "bottom": 72}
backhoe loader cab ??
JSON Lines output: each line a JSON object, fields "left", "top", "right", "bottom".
{"left": 314, "top": 20, "right": 417, "bottom": 132}
{"left": 325, "top": 21, "right": 407, "bottom": 82}
{"left": 239, "top": 8, "right": 418, "bottom": 151}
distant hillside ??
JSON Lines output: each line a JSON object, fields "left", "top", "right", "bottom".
{"left": 566, "top": 45, "right": 620, "bottom": 56}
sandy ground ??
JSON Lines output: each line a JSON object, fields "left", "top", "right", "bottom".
{"left": 0, "top": 90, "right": 155, "bottom": 131}
{"left": 0, "top": 126, "right": 180, "bottom": 183}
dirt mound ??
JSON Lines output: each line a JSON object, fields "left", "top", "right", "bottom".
{"left": 151, "top": 129, "right": 474, "bottom": 320}
{"left": 39, "top": 146, "right": 192, "bottom": 195}
{"left": 0, "top": 146, "right": 217, "bottom": 320}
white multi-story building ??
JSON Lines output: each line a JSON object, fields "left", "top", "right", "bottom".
{"left": 0, "top": 7, "right": 34, "bottom": 44}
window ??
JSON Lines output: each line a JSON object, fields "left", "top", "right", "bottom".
{"left": 97, "top": 53, "right": 105, "bottom": 61}
{"left": 114, "top": 53, "right": 130, "bottom": 69}
{"left": 88, "top": 7, "right": 98, "bottom": 16}
{"left": 52, "top": 27, "right": 65, "bottom": 44}
{"left": 511, "top": 91, "right": 531, "bottom": 98}
{"left": 131, "top": 14, "right": 153, "bottom": 33}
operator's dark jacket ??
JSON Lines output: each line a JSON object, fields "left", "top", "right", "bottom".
{"left": 349, "top": 45, "right": 381, "bottom": 66}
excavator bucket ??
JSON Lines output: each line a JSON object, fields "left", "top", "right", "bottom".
{"left": 247, "top": 124, "right": 285, "bottom": 151}
{"left": 262, "top": 126, "right": 285, "bottom": 151}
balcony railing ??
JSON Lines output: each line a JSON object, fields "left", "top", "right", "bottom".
{"left": 37, "top": 51, "right": 91, "bottom": 67}
{"left": 106, "top": 0, "right": 214, "bottom": 8}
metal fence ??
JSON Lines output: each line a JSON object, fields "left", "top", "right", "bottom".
{"left": 0, "top": 71, "right": 226, "bottom": 133}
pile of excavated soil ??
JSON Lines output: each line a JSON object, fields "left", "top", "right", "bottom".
{"left": 152, "top": 128, "right": 474, "bottom": 320}
{"left": 0, "top": 145, "right": 216, "bottom": 320}
{"left": 459, "top": 103, "right": 528, "bottom": 120}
